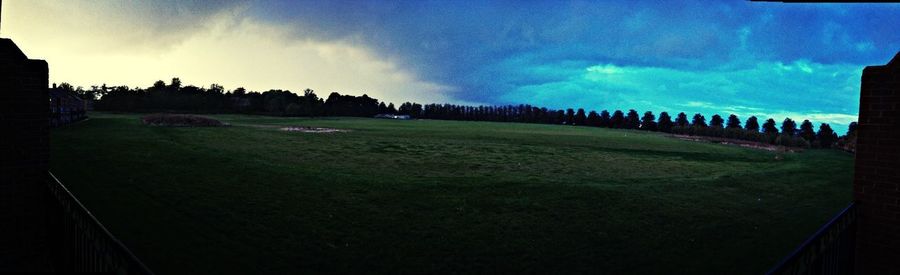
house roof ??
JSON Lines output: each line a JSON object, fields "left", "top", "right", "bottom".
{"left": 0, "top": 38, "right": 28, "bottom": 61}
{"left": 864, "top": 51, "right": 900, "bottom": 74}
{"left": 49, "top": 88, "right": 83, "bottom": 101}
{"left": 0, "top": 38, "right": 47, "bottom": 71}
{"left": 888, "top": 51, "right": 899, "bottom": 68}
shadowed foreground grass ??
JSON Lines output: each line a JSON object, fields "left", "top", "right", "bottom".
{"left": 50, "top": 113, "right": 853, "bottom": 274}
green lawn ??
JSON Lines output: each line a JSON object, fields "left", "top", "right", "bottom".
{"left": 49, "top": 113, "right": 853, "bottom": 274}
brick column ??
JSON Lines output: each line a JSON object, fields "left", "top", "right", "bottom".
{"left": 0, "top": 38, "right": 50, "bottom": 270}
{"left": 854, "top": 52, "right": 900, "bottom": 274}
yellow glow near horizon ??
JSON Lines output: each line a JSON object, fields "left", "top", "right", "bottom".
{"left": 2, "top": 0, "right": 457, "bottom": 104}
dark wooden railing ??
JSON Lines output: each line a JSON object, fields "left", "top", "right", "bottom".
{"left": 47, "top": 171, "right": 155, "bottom": 274}
{"left": 766, "top": 202, "right": 858, "bottom": 275}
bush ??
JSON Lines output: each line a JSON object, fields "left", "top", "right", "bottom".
{"left": 775, "top": 135, "right": 792, "bottom": 147}
{"left": 689, "top": 126, "right": 704, "bottom": 136}
{"left": 285, "top": 103, "right": 302, "bottom": 116}
{"left": 742, "top": 131, "right": 763, "bottom": 143}
{"left": 708, "top": 127, "right": 724, "bottom": 138}
{"left": 796, "top": 137, "right": 811, "bottom": 149}
{"left": 724, "top": 128, "right": 744, "bottom": 139}
{"left": 811, "top": 140, "right": 821, "bottom": 149}
{"left": 774, "top": 135, "right": 809, "bottom": 148}
{"left": 762, "top": 133, "right": 778, "bottom": 144}
{"left": 141, "top": 114, "right": 227, "bottom": 127}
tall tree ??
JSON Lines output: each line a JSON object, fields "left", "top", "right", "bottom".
{"left": 57, "top": 82, "right": 75, "bottom": 92}
{"left": 722, "top": 114, "right": 743, "bottom": 139}
{"left": 847, "top": 121, "right": 858, "bottom": 136}
{"left": 675, "top": 112, "right": 689, "bottom": 127}
{"left": 710, "top": 114, "right": 724, "bottom": 128}
{"left": 640, "top": 111, "right": 657, "bottom": 131}
{"left": 799, "top": 119, "right": 816, "bottom": 142}
{"left": 817, "top": 123, "right": 836, "bottom": 148}
{"left": 300, "top": 89, "right": 322, "bottom": 117}
{"left": 152, "top": 80, "right": 166, "bottom": 90}
{"left": 565, "top": 108, "right": 576, "bottom": 125}
{"left": 387, "top": 103, "right": 397, "bottom": 114}
{"left": 599, "top": 110, "right": 611, "bottom": 127}
{"left": 691, "top": 113, "right": 707, "bottom": 127}
{"left": 575, "top": 108, "right": 587, "bottom": 126}
{"left": 586, "top": 111, "right": 600, "bottom": 127}
{"left": 744, "top": 116, "right": 759, "bottom": 132}
{"left": 726, "top": 114, "right": 741, "bottom": 129}
{"left": 554, "top": 110, "right": 566, "bottom": 124}
{"left": 658, "top": 112, "right": 673, "bottom": 133}
{"left": 762, "top": 118, "right": 779, "bottom": 135}
{"left": 781, "top": 118, "right": 797, "bottom": 137}
{"left": 611, "top": 110, "right": 625, "bottom": 128}
{"left": 169, "top": 77, "right": 182, "bottom": 90}
{"left": 398, "top": 102, "right": 413, "bottom": 115}
{"left": 625, "top": 109, "right": 640, "bottom": 129}
{"left": 410, "top": 103, "right": 423, "bottom": 118}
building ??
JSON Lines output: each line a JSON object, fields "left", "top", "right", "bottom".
{"left": 768, "top": 52, "right": 900, "bottom": 275}
{"left": 851, "top": 52, "right": 900, "bottom": 274}
{"left": 1, "top": 36, "right": 52, "bottom": 271}
{"left": 2, "top": 26, "right": 152, "bottom": 274}
{"left": 49, "top": 85, "right": 86, "bottom": 127}
{"left": 374, "top": 113, "right": 412, "bottom": 120}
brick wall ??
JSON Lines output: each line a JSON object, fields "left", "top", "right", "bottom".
{"left": 0, "top": 38, "right": 50, "bottom": 270}
{"left": 854, "top": 52, "right": 900, "bottom": 275}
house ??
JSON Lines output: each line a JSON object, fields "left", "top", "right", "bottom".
{"left": 49, "top": 85, "right": 86, "bottom": 126}
{"left": 374, "top": 114, "right": 412, "bottom": 120}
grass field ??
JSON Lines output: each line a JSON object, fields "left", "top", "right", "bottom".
{"left": 49, "top": 113, "right": 854, "bottom": 274}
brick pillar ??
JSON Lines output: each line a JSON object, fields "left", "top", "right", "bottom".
{"left": 0, "top": 38, "right": 50, "bottom": 270}
{"left": 854, "top": 52, "right": 900, "bottom": 275}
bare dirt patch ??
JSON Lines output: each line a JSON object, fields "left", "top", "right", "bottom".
{"left": 280, "top": 126, "right": 348, "bottom": 133}
{"left": 670, "top": 134, "right": 803, "bottom": 152}
{"left": 141, "top": 114, "right": 227, "bottom": 127}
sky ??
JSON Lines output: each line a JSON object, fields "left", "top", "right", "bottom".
{"left": 4, "top": 1, "right": 899, "bottom": 133}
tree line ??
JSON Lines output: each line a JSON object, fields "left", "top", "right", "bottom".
{"left": 418, "top": 104, "right": 846, "bottom": 148}
{"left": 63, "top": 78, "right": 855, "bottom": 149}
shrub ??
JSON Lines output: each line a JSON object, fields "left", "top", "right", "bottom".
{"left": 775, "top": 135, "right": 808, "bottom": 148}
{"left": 796, "top": 137, "right": 811, "bottom": 149}
{"left": 743, "top": 131, "right": 763, "bottom": 143}
{"left": 762, "top": 133, "right": 778, "bottom": 144}
{"left": 285, "top": 103, "right": 302, "bottom": 116}
{"left": 708, "top": 127, "right": 725, "bottom": 138}
{"left": 724, "top": 128, "right": 744, "bottom": 139}
{"left": 775, "top": 135, "right": 792, "bottom": 147}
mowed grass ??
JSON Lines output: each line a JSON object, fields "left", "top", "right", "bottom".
{"left": 50, "top": 113, "right": 853, "bottom": 274}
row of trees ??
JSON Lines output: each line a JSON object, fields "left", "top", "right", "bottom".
{"left": 82, "top": 79, "right": 397, "bottom": 117}
{"left": 67, "top": 78, "right": 854, "bottom": 149}
{"left": 418, "top": 104, "right": 842, "bottom": 148}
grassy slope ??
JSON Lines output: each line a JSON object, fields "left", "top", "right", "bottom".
{"left": 49, "top": 113, "right": 853, "bottom": 274}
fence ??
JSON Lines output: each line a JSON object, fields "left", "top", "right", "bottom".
{"left": 47, "top": 172, "right": 155, "bottom": 274}
{"left": 766, "top": 202, "right": 857, "bottom": 275}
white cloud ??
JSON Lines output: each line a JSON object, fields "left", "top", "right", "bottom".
{"left": 682, "top": 101, "right": 716, "bottom": 108}
{"left": 585, "top": 64, "right": 622, "bottom": 74}
{"left": 854, "top": 42, "right": 875, "bottom": 52}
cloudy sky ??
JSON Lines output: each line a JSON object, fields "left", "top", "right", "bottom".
{"left": 4, "top": 1, "right": 898, "bottom": 133}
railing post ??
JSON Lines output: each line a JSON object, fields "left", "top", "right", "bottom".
{"left": 766, "top": 202, "right": 858, "bottom": 275}
{"left": 46, "top": 172, "right": 155, "bottom": 275}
